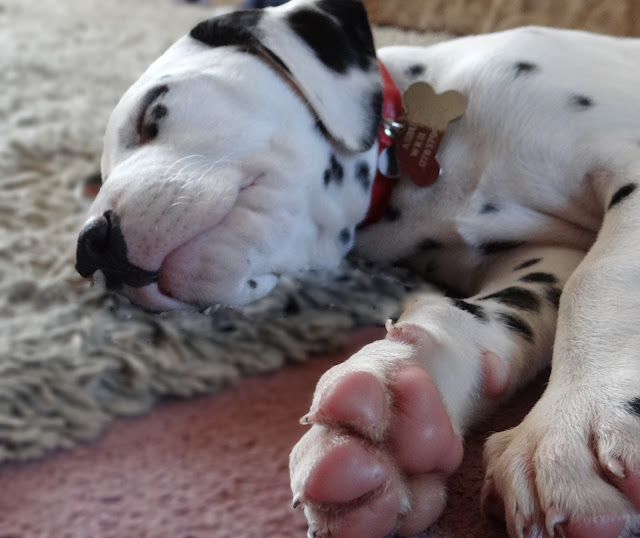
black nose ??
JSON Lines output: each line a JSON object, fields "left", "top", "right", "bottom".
{"left": 75, "top": 210, "right": 158, "bottom": 290}
{"left": 76, "top": 212, "right": 114, "bottom": 278}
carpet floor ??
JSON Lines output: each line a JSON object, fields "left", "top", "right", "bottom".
{"left": 1, "top": 326, "right": 549, "bottom": 537}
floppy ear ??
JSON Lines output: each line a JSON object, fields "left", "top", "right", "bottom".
{"left": 189, "top": 0, "right": 382, "bottom": 153}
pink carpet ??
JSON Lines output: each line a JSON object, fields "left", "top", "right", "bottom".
{"left": 0, "top": 328, "right": 545, "bottom": 537}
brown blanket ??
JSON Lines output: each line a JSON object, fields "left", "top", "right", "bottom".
{"left": 364, "top": 0, "right": 640, "bottom": 37}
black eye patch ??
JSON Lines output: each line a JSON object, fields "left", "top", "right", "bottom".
{"left": 135, "top": 85, "right": 169, "bottom": 145}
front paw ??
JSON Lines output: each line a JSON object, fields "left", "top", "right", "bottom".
{"left": 483, "top": 391, "right": 640, "bottom": 538}
{"left": 289, "top": 335, "right": 463, "bottom": 537}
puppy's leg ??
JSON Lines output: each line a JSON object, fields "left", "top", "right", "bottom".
{"left": 484, "top": 173, "right": 640, "bottom": 538}
{"left": 290, "top": 246, "right": 583, "bottom": 537}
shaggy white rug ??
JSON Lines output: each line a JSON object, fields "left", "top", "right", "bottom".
{"left": 0, "top": 0, "right": 448, "bottom": 461}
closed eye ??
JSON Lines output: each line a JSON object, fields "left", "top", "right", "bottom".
{"left": 136, "top": 85, "right": 169, "bottom": 145}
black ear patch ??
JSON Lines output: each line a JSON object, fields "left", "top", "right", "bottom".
{"left": 288, "top": 0, "right": 375, "bottom": 74}
{"left": 188, "top": 0, "right": 380, "bottom": 154}
{"left": 190, "top": 10, "right": 292, "bottom": 75}
{"left": 190, "top": 10, "right": 264, "bottom": 48}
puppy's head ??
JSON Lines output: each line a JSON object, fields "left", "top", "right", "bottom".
{"left": 76, "top": 0, "right": 381, "bottom": 310}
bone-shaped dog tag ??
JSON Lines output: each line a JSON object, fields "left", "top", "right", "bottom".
{"left": 395, "top": 82, "right": 467, "bottom": 187}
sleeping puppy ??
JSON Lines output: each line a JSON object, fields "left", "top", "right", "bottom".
{"left": 76, "top": 1, "right": 640, "bottom": 536}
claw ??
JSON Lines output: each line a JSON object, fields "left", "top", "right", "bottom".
{"left": 514, "top": 511, "right": 527, "bottom": 538}
{"left": 300, "top": 412, "right": 319, "bottom": 425}
{"left": 605, "top": 458, "right": 626, "bottom": 479}
{"left": 385, "top": 318, "right": 396, "bottom": 332}
{"left": 481, "top": 479, "right": 505, "bottom": 521}
{"left": 545, "top": 506, "right": 566, "bottom": 537}
{"left": 292, "top": 493, "right": 303, "bottom": 509}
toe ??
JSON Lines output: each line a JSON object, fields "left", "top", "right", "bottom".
{"left": 307, "top": 370, "right": 388, "bottom": 440}
{"left": 304, "top": 430, "right": 392, "bottom": 504}
{"left": 396, "top": 474, "right": 447, "bottom": 536}
{"left": 389, "top": 366, "right": 463, "bottom": 475}
{"left": 618, "top": 469, "right": 640, "bottom": 511}
{"left": 481, "top": 479, "right": 506, "bottom": 521}
{"left": 562, "top": 515, "right": 626, "bottom": 538}
{"left": 329, "top": 484, "right": 402, "bottom": 538}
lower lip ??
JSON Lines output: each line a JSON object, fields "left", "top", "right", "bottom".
{"left": 125, "top": 283, "right": 196, "bottom": 312}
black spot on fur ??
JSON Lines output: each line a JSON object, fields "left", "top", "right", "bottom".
{"left": 480, "top": 202, "right": 500, "bottom": 214}
{"left": 497, "top": 312, "right": 534, "bottom": 342}
{"left": 331, "top": 155, "right": 344, "bottom": 180}
{"left": 406, "top": 63, "right": 425, "bottom": 77}
{"left": 513, "top": 258, "right": 542, "bottom": 271}
{"left": 608, "top": 183, "right": 637, "bottom": 209}
{"left": 356, "top": 161, "right": 371, "bottom": 190}
{"left": 136, "top": 85, "right": 169, "bottom": 144}
{"left": 141, "top": 123, "right": 159, "bottom": 142}
{"left": 324, "top": 154, "right": 344, "bottom": 186}
{"left": 419, "top": 238, "right": 444, "bottom": 251}
{"left": 141, "top": 85, "right": 169, "bottom": 109}
{"left": 514, "top": 61, "right": 538, "bottom": 77}
{"left": 479, "top": 287, "right": 541, "bottom": 312}
{"left": 248, "top": 279, "right": 257, "bottom": 289}
{"left": 151, "top": 104, "right": 168, "bottom": 120}
{"left": 519, "top": 272, "right": 558, "bottom": 285}
{"left": 288, "top": 0, "right": 375, "bottom": 74}
{"left": 627, "top": 397, "right": 640, "bottom": 418}
{"left": 545, "top": 286, "right": 562, "bottom": 309}
{"left": 363, "top": 89, "right": 383, "bottom": 150}
{"left": 339, "top": 228, "right": 351, "bottom": 244}
{"left": 385, "top": 206, "right": 402, "bottom": 222}
{"left": 450, "top": 298, "right": 487, "bottom": 322}
{"left": 571, "top": 94, "right": 594, "bottom": 109}
{"left": 480, "top": 241, "right": 524, "bottom": 255}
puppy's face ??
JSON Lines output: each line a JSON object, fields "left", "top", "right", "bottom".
{"left": 76, "top": 1, "right": 381, "bottom": 310}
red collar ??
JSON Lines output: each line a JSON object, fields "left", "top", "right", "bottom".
{"left": 360, "top": 60, "right": 404, "bottom": 227}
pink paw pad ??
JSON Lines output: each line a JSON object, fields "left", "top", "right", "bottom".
{"left": 291, "top": 364, "right": 464, "bottom": 537}
{"left": 303, "top": 370, "right": 389, "bottom": 440}
{"left": 554, "top": 467, "right": 640, "bottom": 537}
{"left": 389, "top": 366, "right": 463, "bottom": 475}
{"left": 561, "top": 516, "right": 627, "bottom": 538}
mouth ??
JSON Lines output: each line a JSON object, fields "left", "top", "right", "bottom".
{"left": 121, "top": 280, "right": 198, "bottom": 312}
{"left": 76, "top": 209, "right": 226, "bottom": 311}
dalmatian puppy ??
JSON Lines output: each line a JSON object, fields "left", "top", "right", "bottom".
{"left": 75, "top": 0, "right": 640, "bottom": 536}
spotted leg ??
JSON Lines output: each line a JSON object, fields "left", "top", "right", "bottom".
{"left": 483, "top": 176, "right": 640, "bottom": 538}
{"left": 290, "top": 246, "right": 583, "bottom": 537}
